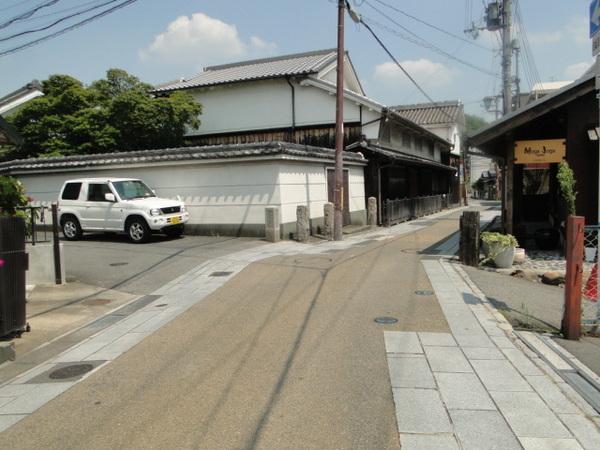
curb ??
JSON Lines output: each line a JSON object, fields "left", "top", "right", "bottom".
{"left": 452, "top": 262, "right": 600, "bottom": 418}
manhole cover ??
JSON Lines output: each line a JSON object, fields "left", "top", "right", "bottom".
{"left": 210, "top": 271, "right": 233, "bottom": 277}
{"left": 49, "top": 364, "right": 94, "bottom": 380}
{"left": 82, "top": 298, "right": 112, "bottom": 306}
{"left": 109, "top": 262, "right": 129, "bottom": 267}
{"left": 415, "top": 290, "right": 434, "bottom": 296}
{"left": 374, "top": 316, "right": 398, "bottom": 324}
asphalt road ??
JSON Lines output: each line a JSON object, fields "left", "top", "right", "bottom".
{"left": 2, "top": 214, "right": 466, "bottom": 449}
{"left": 62, "top": 233, "right": 266, "bottom": 295}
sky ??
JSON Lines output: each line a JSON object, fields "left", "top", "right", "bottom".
{"left": 0, "top": 0, "right": 593, "bottom": 120}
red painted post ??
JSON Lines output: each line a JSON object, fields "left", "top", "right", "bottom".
{"left": 562, "top": 215, "right": 585, "bottom": 340}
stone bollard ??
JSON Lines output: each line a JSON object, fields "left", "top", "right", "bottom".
{"left": 296, "top": 205, "right": 310, "bottom": 243}
{"left": 367, "top": 197, "right": 377, "bottom": 228}
{"left": 265, "top": 207, "right": 280, "bottom": 242}
{"left": 323, "top": 202, "right": 334, "bottom": 240}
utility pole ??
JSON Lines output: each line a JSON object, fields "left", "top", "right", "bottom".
{"left": 513, "top": 40, "right": 521, "bottom": 110}
{"left": 334, "top": 0, "right": 345, "bottom": 241}
{"left": 501, "top": 0, "right": 513, "bottom": 115}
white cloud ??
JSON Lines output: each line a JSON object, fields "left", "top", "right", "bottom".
{"left": 140, "top": 13, "right": 276, "bottom": 68}
{"left": 564, "top": 59, "right": 594, "bottom": 80}
{"left": 373, "top": 59, "right": 455, "bottom": 88}
{"left": 528, "top": 15, "right": 588, "bottom": 47}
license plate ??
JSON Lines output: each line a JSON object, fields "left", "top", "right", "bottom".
{"left": 171, "top": 216, "right": 180, "bottom": 225}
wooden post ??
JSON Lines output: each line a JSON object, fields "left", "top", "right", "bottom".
{"left": 51, "top": 204, "right": 62, "bottom": 285}
{"left": 505, "top": 140, "right": 515, "bottom": 234}
{"left": 562, "top": 215, "right": 584, "bottom": 340}
{"left": 460, "top": 211, "right": 480, "bottom": 267}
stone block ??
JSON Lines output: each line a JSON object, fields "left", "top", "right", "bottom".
{"left": 264, "top": 207, "right": 280, "bottom": 243}
{"left": 367, "top": 197, "right": 377, "bottom": 228}
{"left": 296, "top": 205, "right": 310, "bottom": 243}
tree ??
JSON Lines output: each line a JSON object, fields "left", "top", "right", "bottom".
{"left": 465, "top": 114, "right": 488, "bottom": 135}
{"left": 3, "top": 69, "right": 201, "bottom": 160}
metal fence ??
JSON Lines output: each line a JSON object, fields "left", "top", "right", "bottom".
{"left": 382, "top": 195, "right": 444, "bottom": 226}
{"left": 16, "top": 206, "right": 52, "bottom": 245}
{"left": 582, "top": 225, "right": 600, "bottom": 329}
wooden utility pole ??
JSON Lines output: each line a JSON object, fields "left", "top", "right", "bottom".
{"left": 334, "top": 0, "right": 345, "bottom": 241}
{"left": 562, "top": 215, "right": 584, "bottom": 340}
{"left": 501, "top": 0, "right": 513, "bottom": 114}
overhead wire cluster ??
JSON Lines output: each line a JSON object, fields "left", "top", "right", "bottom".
{"left": 512, "top": 0, "right": 542, "bottom": 91}
{"left": 0, "top": 0, "right": 138, "bottom": 58}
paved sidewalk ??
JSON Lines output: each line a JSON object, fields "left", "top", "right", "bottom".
{"left": 385, "top": 258, "right": 600, "bottom": 449}
{"left": 0, "top": 205, "right": 470, "bottom": 434}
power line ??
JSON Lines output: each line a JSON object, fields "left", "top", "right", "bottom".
{"left": 15, "top": 0, "right": 110, "bottom": 24}
{"left": 0, "top": 0, "right": 60, "bottom": 30}
{"left": 369, "top": 0, "right": 491, "bottom": 51}
{"left": 0, "top": 0, "right": 121, "bottom": 42}
{"left": 363, "top": 14, "right": 499, "bottom": 77}
{"left": 0, "top": 0, "right": 137, "bottom": 57}
{"left": 357, "top": 18, "right": 458, "bottom": 123}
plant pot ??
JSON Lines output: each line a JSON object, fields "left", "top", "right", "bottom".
{"left": 513, "top": 247, "right": 525, "bottom": 264}
{"left": 493, "top": 246, "right": 515, "bottom": 268}
{"left": 534, "top": 228, "right": 559, "bottom": 251}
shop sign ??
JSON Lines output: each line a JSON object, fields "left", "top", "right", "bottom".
{"left": 514, "top": 139, "right": 566, "bottom": 164}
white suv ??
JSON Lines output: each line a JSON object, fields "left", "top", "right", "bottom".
{"left": 57, "top": 178, "right": 190, "bottom": 243}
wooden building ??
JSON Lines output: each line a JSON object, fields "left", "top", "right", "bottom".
{"left": 469, "top": 72, "right": 597, "bottom": 245}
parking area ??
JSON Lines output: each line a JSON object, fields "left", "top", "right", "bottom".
{"left": 62, "top": 233, "right": 268, "bottom": 295}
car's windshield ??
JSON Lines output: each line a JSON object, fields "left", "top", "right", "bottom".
{"left": 111, "top": 180, "right": 156, "bottom": 200}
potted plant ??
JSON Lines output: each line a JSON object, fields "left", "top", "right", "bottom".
{"left": 481, "top": 231, "right": 519, "bottom": 268}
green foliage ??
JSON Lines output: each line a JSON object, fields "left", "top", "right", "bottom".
{"left": 557, "top": 161, "right": 577, "bottom": 215}
{"left": 465, "top": 114, "right": 488, "bottom": 135}
{"left": 0, "top": 176, "right": 29, "bottom": 216}
{"left": 481, "top": 231, "right": 519, "bottom": 249}
{"left": 5, "top": 69, "right": 202, "bottom": 159}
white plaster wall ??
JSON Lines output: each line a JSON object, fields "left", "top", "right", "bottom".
{"left": 15, "top": 159, "right": 366, "bottom": 232}
{"left": 278, "top": 163, "right": 366, "bottom": 225}
{"left": 190, "top": 79, "right": 293, "bottom": 134}
{"left": 289, "top": 82, "right": 362, "bottom": 127}
{"left": 188, "top": 78, "right": 373, "bottom": 136}
{"left": 362, "top": 109, "right": 380, "bottom": 140}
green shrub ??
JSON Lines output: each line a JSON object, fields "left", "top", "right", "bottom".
{"left": 557, "top": 161, "right": 576, "bottom": 215}
{"left": 0, "top": 176, "right": 29, "bottom": 216}
{"left": 481, "top": 231, "right": 518, "bottom": 249}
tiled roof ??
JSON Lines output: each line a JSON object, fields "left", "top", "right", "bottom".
{"left": 392, "top": 101, "right": 463, "bottom": 126}
{"left": 0, "top": 142, "right": 366, "bottom": 174}
{"left": 153, "top": 49, "right": 338, "bottom": 92}
{"left": 0, "top": 80, "right": 43, "bottom": 115}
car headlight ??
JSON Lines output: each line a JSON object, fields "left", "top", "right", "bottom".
{"left": 180, "top": 205, "right": 186, "bottom": 213}
{"left": 150, "top": 208, "right": 161, "bottom": 216}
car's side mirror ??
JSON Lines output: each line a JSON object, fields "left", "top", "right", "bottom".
{"left": 104, "top": 193, "right": 116, "bottom": 202}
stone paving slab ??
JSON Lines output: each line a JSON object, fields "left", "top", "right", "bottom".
{"left": 399, "top": 433, "right": 460, "bottom": 450}
{"left": 435, "top": 372, "right": 495, "bottom": 410}
{"left": 392, "top": 388, "right": 452, "bottom": 433}
{"left": 450, "top": 410, "right": 522, "bottom": 450}
{"left": 490, "top": 391, "right": 572, "bottom": 439}
{"left": 384, "top": 331, "right": 423, "bottom": 354}
{"left": 424, "top": 346, "right": 472, "bottom": 373}
{"left": 388, "top": 258, "right": 600, "bottom": 449}
{"left": 387, "top": 356, "right": 436, "bottom": 388}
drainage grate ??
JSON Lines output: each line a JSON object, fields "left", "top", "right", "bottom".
{"left": 109, "top": 262, "right": 129, "bottom": 267}
{"left": 415, "top": 290, "right": 434, "bottom": 296}
{"left": 374, "top": 316, "right": 398, "bottom": 324}
{"left": 49, "top": 364, "right": 94, "bottom": 380}
{"left": 210, "top": 271, "right": 233, "bottom": 277}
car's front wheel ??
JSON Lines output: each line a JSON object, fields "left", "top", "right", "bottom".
{"left": 126, "top": 217, "right": 150, "bottom": 243}
{"left": 61, "top": 215, "right": 82, "bottom": 241}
